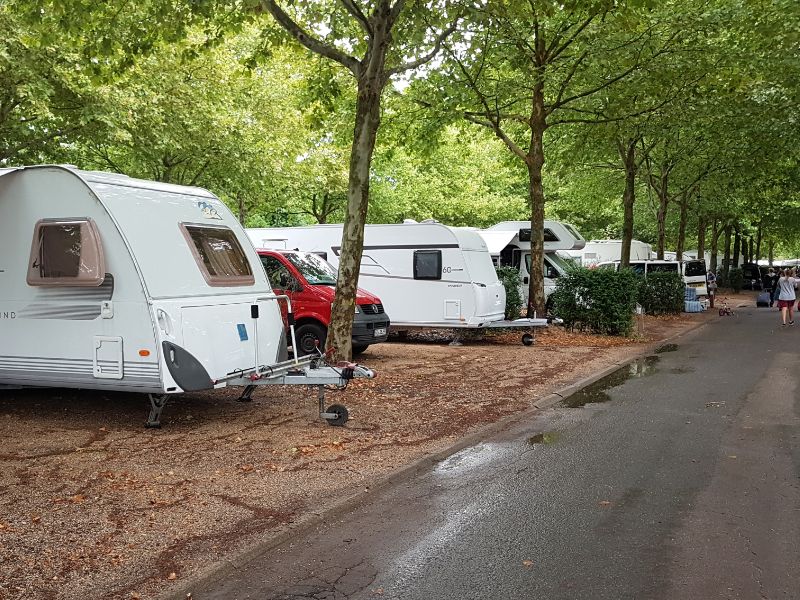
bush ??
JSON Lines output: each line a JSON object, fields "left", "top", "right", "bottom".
{"left": 728, "top": 267, "right": 744, "bottom": 292}
{"left": 496, "top": 266, "right": 523, "bottom": 319}
{"left": 638, "top": 272, "right": 684, "bottom": 315}
{"left": 551, "top": 267, "right": 639, "bottom": 336}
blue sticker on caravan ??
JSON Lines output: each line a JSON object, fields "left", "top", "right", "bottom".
{"left": 237, "top": 323, "right": 248, "bottom": 341}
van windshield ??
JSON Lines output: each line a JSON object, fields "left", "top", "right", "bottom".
{"left": 284, "top": 252, "right": 337, "bottom": 285}
{"left": 683, "top": 260, "right": 706, "bottom": 277}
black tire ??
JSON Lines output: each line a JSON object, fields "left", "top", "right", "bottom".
{"left": 521, "top": 333, "right": 534, "bottom": 346}
{"left": 352, "top": 344, "right": 369, "bottom": 356}
{"left": 325, "top": 404, "right": 349, "bottom": 427}
{"left": 294, "top": 322, "right": 326, "bottom": 356}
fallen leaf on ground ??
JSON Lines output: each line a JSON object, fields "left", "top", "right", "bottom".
{"left": 522, "top": 560, "right": 534, "bottom": 567}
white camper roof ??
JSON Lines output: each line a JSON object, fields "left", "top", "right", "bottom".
{"left": 483, "top": 220, "right": 586, "bottom": 252}
{"left": 2, "top": 165, "right": 267, "bottom": 299}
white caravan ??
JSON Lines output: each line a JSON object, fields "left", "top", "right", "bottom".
{"left": 247, "top": 223, "right": 509, "bottom": 329}
{"left": 580, "top": 239, "right": 653, "bottom": 266}
{"left": 0, "top": 166, "right": 371, "bottom": 426}
{"left": 478, "top": 221, "right": 586, "bottom": 308}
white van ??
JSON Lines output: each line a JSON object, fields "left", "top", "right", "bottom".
{"left": 597, "top": 259, "right": 708, "bottom": 296}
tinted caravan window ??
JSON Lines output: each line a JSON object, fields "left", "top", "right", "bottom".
{"left": 27, "top": 218, "right": 106, "bottom": 286}
{"left": 413, "top": 249, "right": 442, "bottom": 280}
{"left": 181, "top": 224, "right": 254, "bottom": 287}
{"left": 683, "top": 260, "right": 706, "bottom": 277}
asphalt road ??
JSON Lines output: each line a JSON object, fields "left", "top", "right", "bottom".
{"left": 186, "top": 304, "right": 800, "bottom": 600}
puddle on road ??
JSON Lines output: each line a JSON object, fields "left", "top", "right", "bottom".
{"left": 655, "top": 343, "right": 678, "bottom": 353}
{"left": 561, "top": 355, "right": 659, "bottom": 408}
{"left": 527, "top": 431, "right": 560, "bottom": 445}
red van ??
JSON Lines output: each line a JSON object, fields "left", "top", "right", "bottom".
{"left": 257, "top": 250, "right": 390, "bottom": 356}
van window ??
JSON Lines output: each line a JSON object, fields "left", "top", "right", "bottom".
{"left": 261, "top": 255, "right": 293, "bottom": 289}
{"left": 413, "top": 249, "right": 442, "bottom": 280}
{"left": 181, "top": 224, "right": 254, "bottom": 287}
{"left": 27, "top": 218, "right": 106, "bottom": 286}
{"left": 683, "top": 261, "right": 706, "bottom": 277}
{"left": 648, "top": 263, "right": 679, "bottom": 274}
{"left": 628, "top": 262, "right": 646, "bottom": 275}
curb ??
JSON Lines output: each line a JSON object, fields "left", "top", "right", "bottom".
{"left": 167, "top": 315, "right": 712, "bottom": 599}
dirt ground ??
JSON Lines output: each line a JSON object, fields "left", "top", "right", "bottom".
{"left": 0, "top": 297, "right": 754, "bottom": 600}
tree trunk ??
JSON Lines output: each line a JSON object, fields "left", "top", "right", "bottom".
{"left": 710, "top": 219, "right": 719, "bottom": 273}
{"left": 723, "top": 224, "right": 732, "bottom": 277}
{"left": 619, "top": 138, "right": 637, "bottom": 268}
{"left": 732, "top": 228, "right": 741, "bottom": 269}
{"left": 525, "top": 80, "right": 547, "bottom": 318}
{"left": 697, "top": 216, "right": 706, "bottom": 262}
{"left": 749, "top": 237, "right": 755, "bottom": 263}
{"left": 656, "top": 186, "right": 669, "bottom": 260}
{"left": 769, "top": 240, "right": 774, "bottom": 266}
{"left": 755, "top": 223, "right": 762, "bottom": 261}
{"left": 237, "top": 192, "right": 246, "bottom": 225}
{"left": 676, "top": 198, "right": 687, "bottom": 262}
{"left": 327, "top": 63, "right": 388, "bottom": 360}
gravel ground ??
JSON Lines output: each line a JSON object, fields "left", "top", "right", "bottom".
{"left": 0, "top": 303, "right": 735, "bottom": 600}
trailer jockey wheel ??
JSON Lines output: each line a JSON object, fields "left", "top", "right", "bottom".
{"left": 324, "top": 404, "right": 349, "bottom": 427}
{"left": 521, "top": 333, "right": 534, "bottom": 346}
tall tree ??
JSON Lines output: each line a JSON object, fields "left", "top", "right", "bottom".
{"left": 259, "top": 0, "right": 459, "bottom": 359}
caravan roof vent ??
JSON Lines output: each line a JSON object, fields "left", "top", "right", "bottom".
{"left": 403, "top": 219, "right": 418, "bottom": 224}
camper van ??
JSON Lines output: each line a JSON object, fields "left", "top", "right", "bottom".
{"left": 478, "top": 221, "right": 586, "bottom": 307}
{"left": 0, "top": 166, "right": 372, "bottom": 427}
{"left": 247, "top": 223, "right": 507, "bottom": 329}
{"left": 580, "top": 239, "right": 653, "bottom": 266}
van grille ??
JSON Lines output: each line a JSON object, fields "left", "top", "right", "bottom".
{"left": 361, "top": 303, "right": 384, "bottom": 314}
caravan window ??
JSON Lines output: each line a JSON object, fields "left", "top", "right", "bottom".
{"left": 413, "top": 249, "right": 442, "bottom": 280}
{"left": 27, "top": 218, "right": 106, "bottom": 286}
{"left": 181, "top": 224, "right": 254, "bottom": 287}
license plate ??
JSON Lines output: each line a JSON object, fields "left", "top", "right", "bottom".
{"left": 374, "top": 328, "right": 386, "bottom": 337}
{"left": 691, "top": 283, "right": 704, "bottom": 287}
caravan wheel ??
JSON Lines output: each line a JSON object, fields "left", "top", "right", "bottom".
{"left": 522, "top": 333, "right": 534, "bottom": 346}
{"left": 324, "top": 404, "right": 349, "bottom": 427}
{"left": 295, "top": 323, "right": 326, "bottom": 356}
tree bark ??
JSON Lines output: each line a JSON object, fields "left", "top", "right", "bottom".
{"left": 327, "top": 31, "right": 391, "bottom": 360}
{"left": 525, "top": 78, "right": 547, "bottom": 318}
{"left": 676, "top": 197, "right": 687, "bottom": 262}
{"left": 769, "top": 240, "right": 774, "bottom": 266}
{"left": 732, "top": 228, "right": 741, "bottom": 269}
{"left": 710, "top": 219, "right": 719, "bottom": 273}
{"left": 755, "top": 223, "right": 762, "bottom": 261}
{"left": 656, "top": 184, "right": 669, "bottom": 260}
{"left": 619, "top": 137, "right": 637, "bottom": 268}
{"left": 723, "top": 224, "right": 732, "bottom": 277}
{"left": 237, "top": 192, "right": 245, "bottom": 225}
{"left": 697, "top": 216, "right": 706, "bottom": 262}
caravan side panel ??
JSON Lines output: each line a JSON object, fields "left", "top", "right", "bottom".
{"left": 0, "top": 167, "right": 162, "bottom": 392}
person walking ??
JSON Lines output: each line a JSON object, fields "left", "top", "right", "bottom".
{"left": 776, "top": 268, "right": 799, "bottom": 326}
{"left": 766, "top": 267, "right": 780, "bottom": 308}
{"left": 706, "top": 269, "right": 717, "bottom": 309}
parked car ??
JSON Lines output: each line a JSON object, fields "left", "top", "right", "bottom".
{"left": 741, "top": 263, "right": 763, "bottom": 290}
{"left": 257, "top": 249, "right": 390, "bottom": 356}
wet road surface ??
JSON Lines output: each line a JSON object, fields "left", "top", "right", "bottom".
{"left": 186, "top": 305, "right": 800, "bottom": 600}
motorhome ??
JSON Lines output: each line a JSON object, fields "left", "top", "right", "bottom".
{"left": 247, "top": 222, "right": 508, "bottom": 329}
{"left": 580, "top": 239, "right": 653, "bottom": 266}
{"left": 0, "top": 165, "right": 372, "bottom": 427}
{"left": 477, "top": 221, "right": 586, "bottom": 307}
